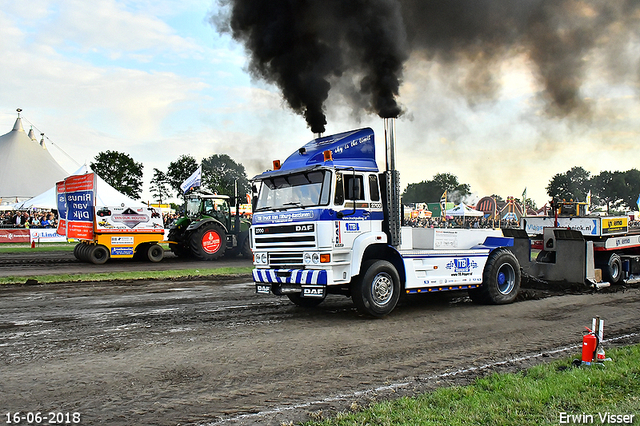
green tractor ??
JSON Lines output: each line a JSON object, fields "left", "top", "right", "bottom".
{"left": 167, "top": 191, "right": 252, "bottom": 260}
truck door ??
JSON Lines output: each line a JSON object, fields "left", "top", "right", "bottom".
{"left": 334, "top": 172, "right": 370, "bottom": 249}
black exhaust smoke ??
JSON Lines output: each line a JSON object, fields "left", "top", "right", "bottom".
{"left": 213, "top": 0, "right": 640, "bottom": 132}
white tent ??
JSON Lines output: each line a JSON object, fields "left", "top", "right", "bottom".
{"left": 0, "top": 114, "right": 68, "bottom": 201}
{"left": 445, "top": 203, "right": 484, "bottom": 217}
{"left": 15, "top": 164, "right": 144, "bottom": 210}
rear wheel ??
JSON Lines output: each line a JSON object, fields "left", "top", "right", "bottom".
{"left": 469, "top": 249, "right": 520, "bottom": 304}
{"left": 352, "top": 260, "right": 400, "bottom": 317}
{"left": 89, "top": 245, "right": 110, "bottom": 265}
{"left": 601, "top": 253, "right": 622, "bottom": 284}
{"left": 189, "top": 224, "right": 227, "bottom": 260}
{"left": 146, "top": 244, "right": 164, "bottom": 262}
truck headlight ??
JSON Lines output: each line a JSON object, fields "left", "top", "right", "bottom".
{"left": 303, "top": 252, "right": 312, "bottom": 264}
{"left": 255, "top": 252, "right": 267, "bottom": 264}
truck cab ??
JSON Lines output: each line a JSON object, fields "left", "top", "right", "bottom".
{"left": 251, "top": 126, "right": 520, "bottom": 317}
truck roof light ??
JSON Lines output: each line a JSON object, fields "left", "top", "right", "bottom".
{"left": 273, "top": 160, "right": 281, "bottom": 170}
{"left": 323, "top": 150, "right": 333, "bottom": 162}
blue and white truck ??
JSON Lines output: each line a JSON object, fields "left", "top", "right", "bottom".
{"left": 250, "top": 119, "right": 521, "bottom": 317}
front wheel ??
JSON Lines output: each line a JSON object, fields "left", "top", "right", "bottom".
{"left": 352, "top": 260, "right": 400, "bottom": 317}
{"left": 469, "top": 249, "right": 520, "bottom": 304}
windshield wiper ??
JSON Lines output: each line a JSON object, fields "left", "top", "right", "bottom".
{"left": 282, "top": 202, "right": 303, "bottom": 208}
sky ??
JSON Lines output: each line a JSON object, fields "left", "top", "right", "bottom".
{"left": 1, "top": 0, "right": 640, "bottom": 208}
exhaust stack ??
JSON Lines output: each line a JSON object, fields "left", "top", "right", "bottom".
{"left": 383, "top": 118, "right": 401, "bottom": 247}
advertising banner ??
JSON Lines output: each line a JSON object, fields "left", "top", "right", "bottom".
{"left": 0, "top": 229, "right": 30, "bottom": 243}
{"left": 56, "top": 173, "right": 96, "bottom": 240}
{"left": 95, "top": 206, "right": 164, "bottom": 234}
{"left": 56, "top": 181, "right": 67, "bottom": 236}
{"left": 30, "top": 229, "right": 68, "bottom": 243}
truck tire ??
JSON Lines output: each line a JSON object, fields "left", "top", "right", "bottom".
{"left": 89, "top": 245, "right": 110, "bottom": 265}
{"left": 470, "top": 248, "right": 520, "bottom": 304}
{"left": 352, "top": 260, "right": 400, "bottom": 317}
{"left": 146, "top": 244, "right": 164, "bottom": 263}
{"left": 190, "top": 224, "right": 226, "bottom": 260}
{"left": 287, "top": 293, "right": 325, "bottom": 307}
{"left": 603, "top": 253, "right": 622, "bottom": 284}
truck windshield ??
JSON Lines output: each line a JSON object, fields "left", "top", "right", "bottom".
{"left": 255, "top": 170, "right": 330, "bottom": 211}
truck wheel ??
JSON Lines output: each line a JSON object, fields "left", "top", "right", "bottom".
{"left": 190, "top": 224, "right": 227, "bottom": 260}
{"left": 147, "top": 244, "right": 164, "bottom": 263}
{"left": 240, "top": 236, "right": 252, "bottom": 259}
{"left": 352, "top": 260, "right": 400, "bottom": 317}
{"left": 167, "top": 230, "right": 190, "bottom": 258}
{"left": 287, "top": 293, "right": 325, "bottom": 307}
{"left": 470, "top": 249, "right": 520, "bottom": 304}
{"left": 603, "top": 253, "right": 622, "bottom": 284}
{"left": 89, "top": 245, "right": 110, "bottom": 265}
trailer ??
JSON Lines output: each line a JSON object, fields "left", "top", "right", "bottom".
{"left": 250, "top": 119, "right": 521, "bottom": 317}
{"left": 56, "top": 173, "right": 165, "bottom": 264}
{"left": 73, "top": 205, "right": 165, "bottom": 264}
{"left": 511, "top": 201, "right": 640, "bottom": 287}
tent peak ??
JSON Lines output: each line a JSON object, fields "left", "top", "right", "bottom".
{"left": 12, "top": 117, "right": 24, "bottom": 132}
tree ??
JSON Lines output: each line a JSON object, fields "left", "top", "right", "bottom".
{"left": 166, "top": 155, "right": 198, "bottom": 197}
{"left": 402, "top": 173, "right": 470, "bottom": 204}
{"left": 546, "top": 166, "right": 591, "bottom": 202}
{"left": 90, "top": 151, "right": 143, "bottom": 199}
{"left": 201, "top": 154, "right": 250, "bottom": 197}
{"left": 149, "top": 168, "right": 171, "bottom": 204}
{"left": 621, "top": 169, "right": 640, "bottom": 211}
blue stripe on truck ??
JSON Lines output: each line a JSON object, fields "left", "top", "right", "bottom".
{"left": 253, "top": 269, "right": 328, "bottom": 285}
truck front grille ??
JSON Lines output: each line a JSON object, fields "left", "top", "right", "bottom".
{"left": 269, "top": 252, "right": 304, "bottom": 267}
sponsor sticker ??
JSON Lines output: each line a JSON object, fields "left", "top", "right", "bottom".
{"left": 111, "top": 247, "right": 134, "bottom": 256}
{"left": 111, "top": 236, "right": 134, "bottom": 245}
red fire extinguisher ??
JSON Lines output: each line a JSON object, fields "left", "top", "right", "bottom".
{"left": 582, "top": 327, "right": 598, "bottom": 364}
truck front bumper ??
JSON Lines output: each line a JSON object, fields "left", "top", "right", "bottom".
{"left": 253, "top": 268, "right": 328, "bottom": 298}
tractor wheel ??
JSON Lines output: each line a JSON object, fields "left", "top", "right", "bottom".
{"left": 469, "top": 249, "right": 520, "bottom": 304}
{"left": 146, "top": 244, "right": 164, "bottom": 263}
{"left": 167, "top": 230, "right": 190, "bottom": 258}
{"left": 351, "top": 260, "right": 401, "bottom": 317}
{"left": 189, "top": 224, "right": 227, "bottom": 260}
{"left": 240, "top": 235, "right": 252, "bottom": 259}
{"left": 89, "top": 244, "right": 110, "bottom": 265}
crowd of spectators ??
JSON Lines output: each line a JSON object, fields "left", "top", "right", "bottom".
{"left": 0, "top": 210, "right": 58, "bottom": 228}
{"left": 405, "top": 216, "right": 521, "bottom": 229}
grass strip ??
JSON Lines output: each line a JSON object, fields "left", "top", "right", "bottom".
{"left": 0, "top": 243, "right": 76, "bottom": 253}
{"left": 307, "top": 345, "right": 640, "bottom": 426}
{"left": 0, "top": 267, "right": 253, "bottom": 285}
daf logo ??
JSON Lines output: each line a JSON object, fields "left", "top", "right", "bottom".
{"left": 296, "top": 225, "right": 313, "bottom": 232}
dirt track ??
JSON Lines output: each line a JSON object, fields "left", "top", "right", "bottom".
{"left": 1, "top": 253, "right": 639, "bottom": 425}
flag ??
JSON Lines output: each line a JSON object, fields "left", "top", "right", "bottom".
{"left": 180, "top": 166, "right": 202, "bottom": 194}
{"left": 586, "top": 190, "right": 591, "bottom": 206}
{"left": 440, "top": 190, "right": 447, "bottom": 217}
{"left": 522, "top": 187, "right": 527, "bottom": 202}
{"left": 636, "top": 193, "right": 640, "bottom": 211}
